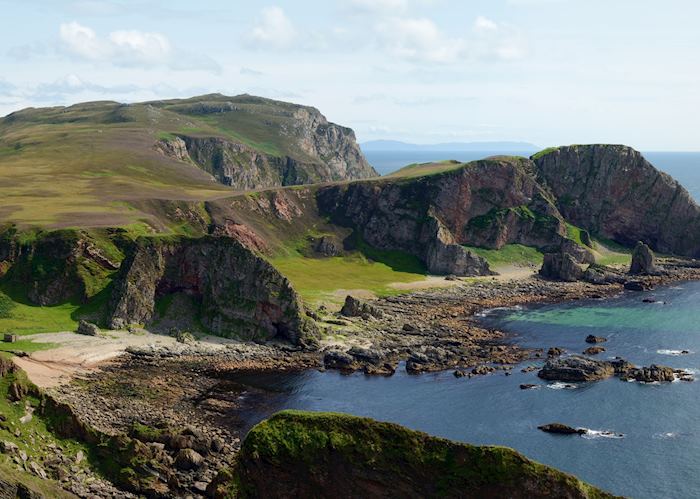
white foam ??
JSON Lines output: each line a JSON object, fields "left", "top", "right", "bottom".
{"left": 547, "top": 382, "right": 579, "bottom": 390}
{"left": 475, "top": 305, "right": 524, "bottom": 318}
{"left": 657, "top": 349, "right": 693, "bottom": 356}
{"left": 653, "top": 432, "right": 681, "bottom": 440}
{"left": 581, "top": 429, "right": 624, "bottom": 439}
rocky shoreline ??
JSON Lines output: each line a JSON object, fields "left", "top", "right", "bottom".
{"left": 35, "top": 259, "right": 700, "bottom": 497}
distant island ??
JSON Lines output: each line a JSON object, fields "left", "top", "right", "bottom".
{"left": 361, "top": 139, "right": 540, "bottom": 152}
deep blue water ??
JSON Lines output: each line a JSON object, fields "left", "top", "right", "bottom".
{"left": 231, "top": 282, "right": 700, "bottom": 499}
{"left": 363, "top": 150, "right": 700, "bottom": 201}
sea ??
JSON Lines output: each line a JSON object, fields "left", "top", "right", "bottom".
{"left": 230, "top": 151, "right": 700, "bottom": 498}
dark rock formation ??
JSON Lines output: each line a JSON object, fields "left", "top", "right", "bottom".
{"left": 629, "top": 241, "right": 660, "bottom": 275}
{"left": 538, "top": 355, "right": 615, "bottom": 382}
{"left": 317, "top": 157, "right": 573, "bottom": 276}
{"left": 108, "top": 236, "right": 318, "bottom": 346}
{"left": 538, "top": 423, "right": 586, "bottom": 435}
{"left": 340, "top": 295, "right": 383, "bottom": 319}
{"left": 585, "top": 335, "right": 607, "bottom": 344}
{"left": 539, "top": 252, "right": 584, "bottom": 282}
{"left": 620, "top": 364, "right": 676, "bottom": 383}
{"left": 583, "top": 346, "right": 606, "bottom": 355}
{"left": 312, "top": 235, "right": 342, "bottom": 256}
{"left": 533, "top": 145, "right": 700, "bottom": 257}
{"left": 208, "top": 410, "right": 618, "bottom": 499}
{"left": 623, "top": 280, "right": 653, "bottom": 291}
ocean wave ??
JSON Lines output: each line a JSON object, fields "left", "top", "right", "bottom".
{"left": 475, "top": 305, "right": 524, "bottom": 318}
{"left": 653, "top": 432, "right": 682, "bottom": 440}
{"left": 547, "top": 382, "right": 579, "bottom": 390}
{"left": 581, "top": 429, "right": 624, "bottom": 439}
{"left": 657, "top": 349, "right": 693, "bottom": 356}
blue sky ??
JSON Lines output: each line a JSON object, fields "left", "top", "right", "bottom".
{"left": 1, "top": 0, "right": 698, "bottom": 149}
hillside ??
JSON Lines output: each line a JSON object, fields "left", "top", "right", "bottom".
{"left": 0, "top": 94, "right": 376, "bottom": 228}
{"left": 209, "top": 410, "right": 617, "bottom": 498}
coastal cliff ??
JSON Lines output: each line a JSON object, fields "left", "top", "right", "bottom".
{"left": 108, "top": 235, "right": 318, "bottom": 346}
{"left": 209, "top": 410, "right": 618, "bottom": 499}
{"left": 154, "top": 94, "right": 377, "bottom": 189}
{"left": 533, "top": 145, "right": 700, "bottom": 256}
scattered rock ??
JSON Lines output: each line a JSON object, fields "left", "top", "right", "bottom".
{"left": 453, "top": 370, "right": 466, "bottom": 378}
{"left": 538, "top": 355, "right": 615, "bottom": 382}
{"left": 547, "top": 347, "right": 564, "bottom": 357}
{"left": 174, "top": 448, "right": 204, "bottom": 471}
{"left": 175, "top": 331, "right": 196, "bottom": 344}
{"left": 585, "top": 335, "right": 607, "bottom": 344}
{"left": 538, "top": 423, "right": 586, "bottom": 435}
{"left": 629, "top": 241, "right": 660, "bottom": 275}
{"left": 76, "top": 320, "right": 101, "bottom": 336}
{"left": 340, "top": 295, "right": 383, "bottom": 319}
{"left": 519, "top": 384, "right": 538, "bottom": 390}
{"left": 0, "top": 441, "right": 18, "bottom": 454}
{"left": 583, "top": 346, "right": 606, "bottom": 355}
{"left": 624, "top": 280, "right": 653, "bottom": 291}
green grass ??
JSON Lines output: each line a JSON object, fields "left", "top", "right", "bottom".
{"left": 386, "top": 160, "right": 466, "bottom": 179}
{"left": 591, "top": 237, "right": 632, "bottom": 266}
{"left": 464, "top": 244, "right": 544, "bottom": 269}
{"left": 530, "top": 147, "right": 559, "bottom": 160}
{"left": 566, "top": 223, "right": 586, "bottom": 246}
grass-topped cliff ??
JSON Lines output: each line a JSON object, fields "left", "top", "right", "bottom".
{"left": 0, "top": 94, "right": 376, "bottom": 228}
{"left": 209, "top": 410, "right": 618, "bottom": 498}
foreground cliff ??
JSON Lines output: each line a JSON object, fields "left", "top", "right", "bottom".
{"left": 533, "top": 145, "right": 700, "bottom": 257}
{"left": 108, "top": 235, "right": 318, "bottom": 346}
{"left": 209, "top": 410, "right": 617, "bottom": 499}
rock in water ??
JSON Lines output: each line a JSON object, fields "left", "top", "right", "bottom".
{"left": 621, "top": 364, "right": 677, "bottom": 383}
{"left": 76, "top": 320, "right": 100, "bottom": 336}
{"left": 583, "top": 346, "right": 606, "bottom": 355}
{"left": 629, "top": 241, "right": 660, "bottom": 275}
{"left": 539, "top": 252, "right": 584, "bottom": 282}
{"left": 538, "top": 355, "right": 615, "bottom": 382}
{"left": 585, "top": 335, "right": 607, "bottom": 344}
{"left": 538, "top": 423, "right": 586, "bottom": 435}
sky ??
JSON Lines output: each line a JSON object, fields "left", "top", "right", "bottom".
{"left": 0, "top": 0, "right": 699, "bottom": 150}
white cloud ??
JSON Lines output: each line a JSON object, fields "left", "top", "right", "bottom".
{"left": 249, "top": 7, "right": 297, "bottom": 50}
{"left": 474, "top": 16, "right": 498, "bottom": 32}
{"left": 58, "top": 21, "right": 218, "bottom": 72}
{"left": 376, "top": 17, "right": 467, "bottom": 63}
{"left": 347, "top": 0, "right": 408, "bottom": 13}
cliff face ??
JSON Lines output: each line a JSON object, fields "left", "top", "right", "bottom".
{"left": 108, "top": 236, "right": 317, "bottom": 346}
{"left": 209, "top": 410, "right": 617, "bottom": 499}
{"left": 155, "top": 95, "right": 377, "bottom": 190}
{"left": 316, "top": 158, "right": 571, "bottom": 275}
{"left": 533, "top": 145, "right": 700, "bottom": 256}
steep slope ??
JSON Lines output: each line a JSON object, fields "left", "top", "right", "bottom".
{"left": 0, "top": 94, "right": 375, "bottom": 228}
{"left": 532, "top": 145, "right": 700, "bottom": 256}
{"left": 209, "top": 410, "right": 618, "bottom": 498}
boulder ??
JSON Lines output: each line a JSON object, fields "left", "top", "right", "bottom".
{"left": 585, "top": 335, "right": 607, "bottom": 344}
{"left": 629, "top": 241, "right": 660, "bottom": 275}
{"left": 547, "top": 347, "right": 564, "bottom": 357}
{"left": 539, "top": 252, "right": 584, "bottom": 282}
{"left": 537, "top": 423, "right": 586, "bottom": 435}
{"left": 175, "top": 331, "right": 196, "bottom": 344}
{"left": 340, "top": 296, "right": 383, "bottom": 319}
{"left": 313, "top": 236, "right": 342, "bottom": 257}
{"left": 174, "top": 448, "right": 204, "bottom": 470}
{"left": 323, "top": 350, "right": 355, "bottom": 370}
{"left": 583, "top": 346, "right": 606, "bottom": 355}
{"left": 76, "top": 320, "right": 100, "bottom": 336}
{"left": 538, "top": 355, "right": 615, "bottom": 382}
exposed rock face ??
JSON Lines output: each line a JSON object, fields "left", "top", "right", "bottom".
{"left": 157, "top": 96, "right": 377, "bottom": 190}
{"left": 539, "top": 252, "right": 584, "bottom": 282}
{"left": 108, "top": 236, "right": 317, "bottom": 346}
{"left": 629, "top": 241, "right": 660, "bottom": 275}
{"left": 538, "top": 356, "right": 615, "bottom": 382}
{"left": 533, "top": 145, "right": 700, "bottom": 257}
{"left": 0, "top": 228, "right": 118, "bottom": 306}
{"left": 208, "top": 410, "right": 618, "bottom": 499}
{"left": 317, "top": 158, "right": 572, "bottom": 276}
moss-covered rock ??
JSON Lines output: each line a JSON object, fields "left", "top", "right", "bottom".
{"left": 211, "top": 410, "right": 619, "bottom": 499}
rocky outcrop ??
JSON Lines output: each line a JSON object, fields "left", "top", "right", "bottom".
{"left": 209, "top": 410, "right": 618, "bottom": 499}
{"left": 533, "top": 145, "right": 700, "bottom": 257}
{"left": 629, "top": 241, "right": 660, "bottom": 275}
{"left": 539, "top": 252, "right": 584, "bottom": 282}
{"left": 0, "top": 228, "right": 119, "bottom": 306}
{"left": 538, "top": 423, "right": 586, "bottom": 435}
{"left": 76, "top": 320, "right": 100, "bottom": 336}
{"left": 538, "top": 356, "right": 615, "bottom": 382}
{"left": 340, "top": 295, "right": 383, "bottom": 319}
{"left": 108, "top": 236, "right": 318, "bottom": 346}
{"left": 156, "top": 95, "right": 377, "bottom": 190}
{"left": 317, "top": 157, "right": 573, "bottom": 276}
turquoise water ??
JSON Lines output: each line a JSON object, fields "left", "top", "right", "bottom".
{"left": 230, "top": 282, "right": 700, "bottom": 498}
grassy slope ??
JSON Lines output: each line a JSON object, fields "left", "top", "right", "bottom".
{"left": 386, "top": 159, "right": 468, "bottom": 179}
{"left": 465, "top": 244, "right": 544, "bottom": 269}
